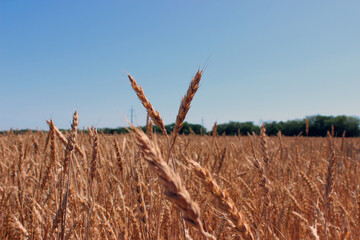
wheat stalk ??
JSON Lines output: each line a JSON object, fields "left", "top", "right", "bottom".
{"left": 172, "top": 70, "right": 202, "bottom": 142}
{"left": 113, "top": 139, "right": 124, "bottom": 174}
{"left": 46, "top": 120, "right": 85, "bottom": 158}
{"left": 189, "top": 159, "right": 254, "bottom": 240}
{"left": 61, "top": 111, "right": 78, "bottom": 240}
{"left": 128, "top": 74, "right": 167, "bottom": 135}
{"left": 41, "top": 120, "right": 56, "bottom": 190}
{"left": 85, "top": 126, "right": 98, "bottom": 239}
{"left": 130, "top": 124, "right": 214, "bottom": 239}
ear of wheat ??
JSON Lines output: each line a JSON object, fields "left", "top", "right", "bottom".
{"left": 128, "top": 74, "right": 167, "bottom": 135}
{"left": 130, "top": 124, "right": 214, "bottom": 239}
{"left": 173, "top": 70, "right": 202, "bottom": 141}
{"left": 189, "top": 159, "right": 254, "bottom": 240}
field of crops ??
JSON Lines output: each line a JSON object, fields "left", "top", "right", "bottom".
{"left": 1, "top": 121, "right": 359, "bottom": 239}
{"left": 1, "top": 71, "right": 359, "bottom": 240}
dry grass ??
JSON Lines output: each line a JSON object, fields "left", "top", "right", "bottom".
{"left": 1, "top": 127, "right": 360, "bottom": 239}
{"left": 1, "top": 71, "right": 360, "bottom": 239}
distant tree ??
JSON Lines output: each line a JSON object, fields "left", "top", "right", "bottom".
{"left": 280, "top": 120, "right": 305, "bottom": 136}
{"left": 307, "top": 115, "right": 360, "bottom": 137}
{"left": 215, "top": 121, "right": 259, "bottom": 135}
{"left": 169, "top": 122, "right": 205, "bottom": 135}
{"left": 140, "top": 122, "right": 206, "bottom": 135}
{"left": 264, "top": 121, "right": 280, "bottom": 136}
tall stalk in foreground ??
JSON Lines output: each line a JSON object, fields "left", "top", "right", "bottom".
{"left": 189, "top": 159, "right": 254, "bottom": 240}
{"left": 130, "top": 124, "right": 214, "bottom": 239}
{"left": 170, "top": 70, "right": 202, "bottom": 152}
{"left": 128, "top": 74, "right": 167, "bottom": 136}
{"left": 61, "top": 111, "right": 78, "bottom": 240}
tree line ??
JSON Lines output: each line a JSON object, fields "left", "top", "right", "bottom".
{"left": 99, "top": 115, "right": 360, "bottom": 137}
{"left": 100, "top": 122, "right": 206, "bottom": 135}
{"left": 2, "top": 115, "right": 359, "bottom": 137}
{"left": 213, "top": 115, "right": 360, "bottom": 137}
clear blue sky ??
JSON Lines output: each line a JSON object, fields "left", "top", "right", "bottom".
{"left": 1, "top": 1, "right": 360, "bottom": 130}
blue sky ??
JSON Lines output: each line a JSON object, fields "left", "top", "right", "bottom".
{"left": 1, "top": 1, "right": 360, "bottom": 130}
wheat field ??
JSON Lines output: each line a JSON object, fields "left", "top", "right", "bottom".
{"left": 1, "top": 71, "right": 359, "bottom": 239}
